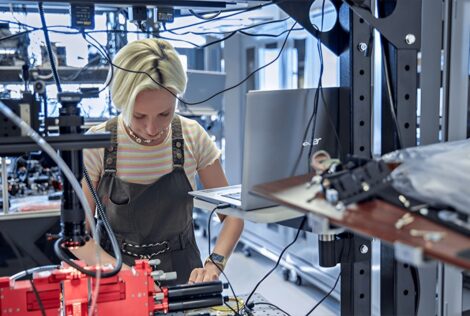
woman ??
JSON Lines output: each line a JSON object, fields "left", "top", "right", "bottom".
{"left": 74, "top": 38, "right": 244, "bottom": 285}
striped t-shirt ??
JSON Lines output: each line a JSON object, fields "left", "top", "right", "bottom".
{"left": 83, "top": 114, "right": 220, "bottom": 189}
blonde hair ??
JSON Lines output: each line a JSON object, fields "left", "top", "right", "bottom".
{"left": 109, "top": 38, "right": 186, "bottom": 124}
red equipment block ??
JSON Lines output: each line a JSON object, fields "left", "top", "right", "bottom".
{"left": 0, "top": 260, "right": 162, "bottom": 316}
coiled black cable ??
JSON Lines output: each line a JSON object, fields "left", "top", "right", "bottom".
{"left": 53, "top": 166, "right": 124, "bottom": 278}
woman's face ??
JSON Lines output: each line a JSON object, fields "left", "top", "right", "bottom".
{"left": 129, "top": 89, "right": 176, "bottom": 142}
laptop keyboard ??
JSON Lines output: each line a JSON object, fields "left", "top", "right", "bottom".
{"left": 221, "top": 192, "right": 241, "bottom": 201}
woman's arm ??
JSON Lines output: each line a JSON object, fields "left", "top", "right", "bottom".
{"left": 188, "top": 159, "right": 244, "bottom": 283}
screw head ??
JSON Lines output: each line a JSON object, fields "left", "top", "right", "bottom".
{"left": 335, "top": 201, "right": 345, "bottom": 211}
{"left": 419, "top": 208, "right": 429, "bottom": 216}
{"left": 405, "top": 34, "right": 416, "bottom": 45}
{"left": 357, "top": 42, "right": 368, "bottom": 52}
{"left": 360, "top": 244, "right": 369, "bottom": 254}
{"left": 361, "top": 182, "right": 370, "bottom": 192}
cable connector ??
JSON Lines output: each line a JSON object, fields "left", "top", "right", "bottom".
{"left": 216, "top": 203, "right": 231, "bottom": 209}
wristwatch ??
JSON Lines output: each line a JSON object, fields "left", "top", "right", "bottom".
{"left": 204, "top": 252, "right": 226, "bottom": 271}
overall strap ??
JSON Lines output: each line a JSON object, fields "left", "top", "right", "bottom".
{"left": 103, "top": 116, "right": 119, "bottom": 175}
{"left": 171, "top": 115, "right": 185, "bottom": 168}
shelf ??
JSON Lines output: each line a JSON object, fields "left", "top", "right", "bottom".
{"left": 0, "top": 66, "right": 108, "bottom": 84}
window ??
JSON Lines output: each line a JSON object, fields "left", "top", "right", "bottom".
{"left": 258, "top": 45, "right": 281, "bottom": 90}
{"left": 258, "top": 41, "right": 299, "bottom": 91}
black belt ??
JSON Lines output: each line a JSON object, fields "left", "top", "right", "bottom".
{"left": 118, "top": 223, "right": 194, "bottom": 259}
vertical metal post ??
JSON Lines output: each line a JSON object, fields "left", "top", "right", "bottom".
{"left": 395, "top": 261, "right": 418, "bottom": 315}
{"left": 419, "top": 0, "right": 444, "bottom": 145}
{"left": 395, "top": 49, "right": 418, "bottom": 147}
{"left": 380, "top": 42, "right": 398, "bottom": 153}
{"left": 380, "top": 244, "right": 418, "bottom": 316}
{"left": 341, "top": 235, "right": 372, "bottom": 316}
{"left": 437, "top": 264, "right": 463, "bottom": 316}
{"left": 350, "top": 4, "right": 373, "bottom": 158}
{"left": 416, "top": 262, "right": 438, "bottom": 316}
{"left": 344, "top": 6, "right": 373, "bottom": 311}
{"left": 339, "top": 0, "right": 374, "bottom": 160}
{"left": 375, "top": 2, "right": 438, "bottom": 314}
{"left": 442, "top": 0, "right": 470, "bottom": 141}
{"left": 337, "top": 2, "right": 374, "bottom": 313}
{"left": 380, "top": 47, "right": 419, "bottom": 151}
{"left": 2, "top": 156, "right": 8, "bottom": 214}
{"left": 379, "top": 0, "right": 419, "bottom": 152}
{"left": 380, "top": 32, "right": 421, "bottom": 308}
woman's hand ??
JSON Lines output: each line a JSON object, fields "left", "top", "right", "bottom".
{"left": 188, "top": 262, "right": 221, "bottom": 283}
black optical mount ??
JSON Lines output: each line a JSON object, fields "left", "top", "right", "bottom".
{"left": 54, "top": 92, "right": 88, "bottom": 248}
{"left": 318, "top": 232, "right": 371, "bottom": 268}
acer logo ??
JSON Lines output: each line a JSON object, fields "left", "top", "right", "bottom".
{"left": 312, "top": 138, "right": 322, "bottom": 146}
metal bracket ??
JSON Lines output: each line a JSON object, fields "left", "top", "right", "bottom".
{"left": 277, "top": 0, "right": 349, "bottom": 55}
{"left": 345, "top": 0, "right": 422, "bottom": 49}
{"left": 349, "top": 0, "right": 373, "bottom": 158}
{"left": 278, "top": 0, "right": 422, "bottom": 54}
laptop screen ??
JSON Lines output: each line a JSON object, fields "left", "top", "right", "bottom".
{"left": 241, "top": 88, "right": 341, "bottom": 210}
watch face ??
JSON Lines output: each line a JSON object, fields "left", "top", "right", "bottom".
{"left": 210, "top": 253, "right": 224, "bottom": 263}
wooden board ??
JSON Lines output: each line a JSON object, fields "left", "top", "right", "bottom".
{"left": 253, "top": 174, "right": 470, "bottom": 270}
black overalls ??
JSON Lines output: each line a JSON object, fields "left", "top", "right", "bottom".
{"left": 96, "top": 115, "right": 203, "bottom": 285}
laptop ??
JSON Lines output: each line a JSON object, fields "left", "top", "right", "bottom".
{"left": 189, "top": 87, "right": 340, "bottom": 210}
